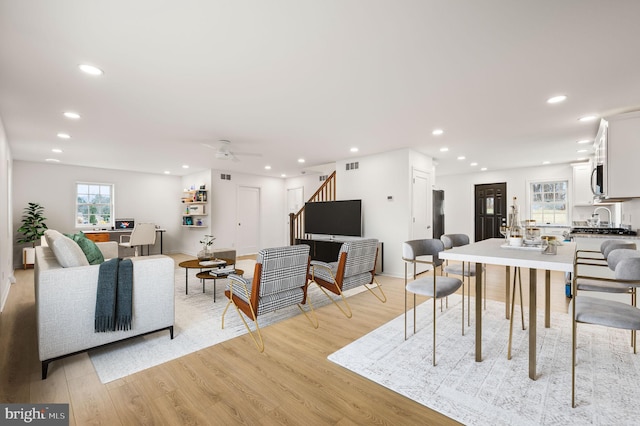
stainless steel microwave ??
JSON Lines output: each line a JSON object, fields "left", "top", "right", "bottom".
{"left": 591, "top": 119, "right": 607, "bottom": 197}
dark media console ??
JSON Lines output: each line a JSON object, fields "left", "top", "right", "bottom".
{"left": 295, "top": 238, "right": 383, "bottom": 274}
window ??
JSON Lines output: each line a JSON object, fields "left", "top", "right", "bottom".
{"left": 76, "top": 182, "right": 114, "bottom": 228}
{"left": 529, "top": 180, "right": 568, "bottom": 224}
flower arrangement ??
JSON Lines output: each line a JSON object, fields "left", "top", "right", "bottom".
{"left": 198, "top": 234, "right": 216, "bottom": 260}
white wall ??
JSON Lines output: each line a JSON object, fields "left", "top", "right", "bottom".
{"left": 180, "top": 170, "right": 213, "bottom": 256}
{"left": 179, "top": 170, "right": 288, "bottom": 257}
{"left": 336, "top": 148, "right": 432, "bottom": 277}
{"left": 0, "top": 117, "right": 13, "bottom": 312}
{"left": 12, "top": 161, "right": 183, "bottom": 266}
{"left": 437, "top": 164, "right": 573, "bottom": 240}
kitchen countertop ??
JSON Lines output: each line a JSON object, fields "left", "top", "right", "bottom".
{"left": 570, "top": 233, "right": 640, "bottom": 239}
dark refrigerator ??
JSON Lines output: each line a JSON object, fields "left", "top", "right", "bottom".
{"left": 433, "top": 190, "right": 445, "bottom": 239}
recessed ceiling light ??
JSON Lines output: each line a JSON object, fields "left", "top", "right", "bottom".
{"left": 350, "top": 147, "right": 359, "bottom": 152}
{"left": 480, "top": 167, "right": 488, "bottom": 171}
{"left": 439, "top": 147, "right": 449, "bottom": 152}
{"left": 470, "top": 162, "right": 478, "bottom": 166}
{"left": 52, "top": 148, "right": 62, "bottom": 153}
{"left": 182, "top": 165, "right": 189, "bottom": 169}
{"left": 280, "top": 174, "right": 286, "bottom": 178}
{"left": 432, "top": 129, "right": 444, "bottom": 136}
{"left": 78, "top": 64, "right": 104, "bottom": 76}
{"left": 579, "top": 115, "right": 597, "bottom": 122}
{"left": 547, "top": 95, "right": 567, "bottom": 104}
{"left": 164, "top": 171, "right": 171, "bottom": 174}
{"left": 576, "top": 157, "right": 587, "bottom": 161}
{"left": 298, "top": 158, "right": 305, "bottom": 163}
{"left": 57, "top": 133, "right": 71, "bottom": 139}
{"left": 45, "top": 158, "right": 60, "bottom": 163}
{"left": 577, "top": 139, "right": 591, "bottom": 144}
{"left": 264, "top": 165, "right": 272, "bottom": 170}
{"left": 542, "top": 161, "right": 551, "bottom": 165}
{"left": 63, "top": 112, "right": 80, "bottom": 119}
{"left": 457, "top": 156, "right": 466, "bottom": 160}
{"left": 577, "top": 149, "right": 588, "bottom": 153}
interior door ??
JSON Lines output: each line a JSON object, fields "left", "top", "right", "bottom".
{"left": 237, "top": 186, "right": 260, "bottom": 255}
{"left": 412, "top": 169, "right": 432, "bottom": 274}
{"left": 474, "top": 182, "right": 507, "bottom": 241}
{"left": 411, "top": 169, "right": 432, "bottom": 239}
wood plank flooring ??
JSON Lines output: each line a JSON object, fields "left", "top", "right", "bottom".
{"left": 1, "top": 254, "right": 570, "bottom": 425}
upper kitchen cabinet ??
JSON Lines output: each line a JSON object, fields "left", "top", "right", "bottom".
{"left": 595, "top": 111, "right": 640, "bottom": 200}
{"left": 572, "top": 160, "right": 594, "bottom": 206}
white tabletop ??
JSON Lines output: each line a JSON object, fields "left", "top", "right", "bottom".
{"left": 439, "top": 238, "right": 576, "bottom": 272}
{"left": 438, "top": 237, "right": 576, "bottom": 380}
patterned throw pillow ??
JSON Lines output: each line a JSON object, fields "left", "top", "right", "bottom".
{"left": 64, "top": 231, "right": 105, "bottom": 265}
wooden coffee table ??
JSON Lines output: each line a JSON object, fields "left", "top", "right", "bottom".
{"left": 196, "top": 268, "right": 244, "bottom": 302}
{"left": 178, "top": 258, "right": 233, "bottom": 295}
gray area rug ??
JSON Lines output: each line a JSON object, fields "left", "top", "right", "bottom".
{"left": 328, "top": 295, "right": 640, "bottom": 425}
{"left": 90, "top": 260, "right": 363, "bottom": 383}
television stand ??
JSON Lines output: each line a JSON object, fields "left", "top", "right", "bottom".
{"left": 294, "top": 238, "right": 383, "bottom": 274}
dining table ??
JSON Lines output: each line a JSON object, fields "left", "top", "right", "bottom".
{"left": 438, "top": 237, "right": 576, "bottom": 380}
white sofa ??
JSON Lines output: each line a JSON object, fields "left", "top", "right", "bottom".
{"left": 35, "top": 234, "right": 175, "bottom": 379}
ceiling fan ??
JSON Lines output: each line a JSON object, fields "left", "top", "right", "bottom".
{"left": 202, "top": 140, "right": 262, "bottom": 161}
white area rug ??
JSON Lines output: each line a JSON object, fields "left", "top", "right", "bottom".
{"left": 90, "top": 260, "right": 363, "bottom": 383}
{"left": 328, "top": 295, "right": 640, "bottom": 425}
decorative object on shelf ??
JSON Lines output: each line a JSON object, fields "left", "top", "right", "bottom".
{"left": 181, "top": 188, "right": 208, "bottom": 226}
{"left": 198, "top": 234, "right": 216, "bottom": 260}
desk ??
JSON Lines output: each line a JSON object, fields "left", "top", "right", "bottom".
{"left": 84, "top": 229, "right": 166, "bottom": 254}
{"left": 439, "top": 238, "right": 575, "bottom": 380}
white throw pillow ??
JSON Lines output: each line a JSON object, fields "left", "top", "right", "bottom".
{"left": 44, "top": 230, "right": 89, "bottom": 268}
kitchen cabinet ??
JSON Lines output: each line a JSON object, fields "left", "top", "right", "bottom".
{"left": 600, "top": 111, "right": 640, "bottom": 198}
{"left": 571, "top": 161, "right": 594, "bottom": 206}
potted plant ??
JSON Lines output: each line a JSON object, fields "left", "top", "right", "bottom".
{"left": 17, "top": 202, "right": 48, "bottom": 268}
{"left": 198, "top": 234, "right": 216, "bottom": 260}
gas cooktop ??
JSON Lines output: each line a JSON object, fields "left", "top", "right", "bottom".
{"left": 570, "top": 227, "right": 637, "bottom": 236}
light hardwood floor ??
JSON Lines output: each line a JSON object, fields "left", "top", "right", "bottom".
{"left": 0, "top": 255, "right": 571, "bottom": 425}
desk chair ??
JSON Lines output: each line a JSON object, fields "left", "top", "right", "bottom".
{"left": 119, "top": 223, "right": 156, "bottom": 256}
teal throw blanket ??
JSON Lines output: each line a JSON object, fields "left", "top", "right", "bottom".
{"left": 95, "top": 258, "right": 133, "bottom": 332}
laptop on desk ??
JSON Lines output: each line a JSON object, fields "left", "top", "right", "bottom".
{"left": 115, "top": 218, "right": 135, "bottom": 230}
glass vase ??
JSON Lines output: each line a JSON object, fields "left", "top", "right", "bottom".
{"left": 197, "top": 248, "right": 214, "bottom": 261}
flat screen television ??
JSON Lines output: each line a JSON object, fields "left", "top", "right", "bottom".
{"left": 304, "top": 200, "right": 362, "bottom": 237}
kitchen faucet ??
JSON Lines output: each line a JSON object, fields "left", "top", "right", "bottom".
{"left": 593, "top": 206, "right": 612, "bottom": 227}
